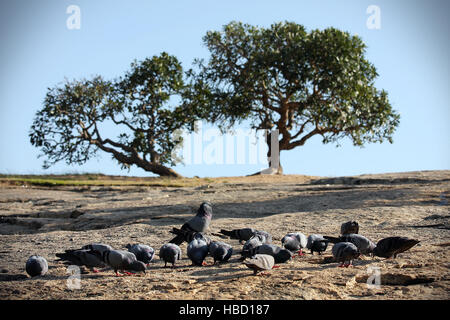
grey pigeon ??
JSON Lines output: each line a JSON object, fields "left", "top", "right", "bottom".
{"left": 255, "top": 230, "right": 272, "bottom": 244}
{"left": 125, "top": 244, "right": 155, "bottom": 265}
{"left": 209, "top": 241, "right": 233, "bottom": 264}
{"left": 306, "top": 234, "right": 329, "bottom": 255}
{"left": 25, "top": 255, "right": 48, "bottom": 277}
{"left": 169, "top": 202, "right": 213, "bottom": 245}
{"left": 81, "top": 243, "right": 113, "bottom": 254}
{"left": 219, "top": 228, "right": 256, "bottom": 243}
{"left": 187, "top": 234, "right": 210, "bottom": 266}
{"left": 101, "top": 249, "right": 146, "bottom": 276}
{"left": 324, "top": 234, "right": 376, "bottom": 255}
{"left": 159, "top": 243, "right": 182, "bottom": 268}
{"left": 341, "top": 221, "right": 359, "bottom": 235}
{"left": 250, "top": 244, "right": 292, "bottom": 263}
{"left": 373, "top": 236, "right": 420, "bottom": 259}
{"left": 332, "top": 242, "right": 360, "bottom": 267}
{"left": 55, "top": 249, "right": 105, "bottom": 272}
{"left": 241, "top": 234, "right": 266, "bottom": 258}
{"left": 243, "top": 254, "right": 275, "bottom": 275}
{"left": 170, "top": 228, "right": 211, "bottom": 245}
{"left": 281, "top": 232, "right": 307, "bottom": 255}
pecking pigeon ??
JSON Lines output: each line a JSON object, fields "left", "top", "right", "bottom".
{"left": 55, "top": 248, "right": 105, "bottom": 272}
{"left": 208, "top": 241, "right": 233, "bottom": 264}
{"left": 332, "top": 242, "right": 360, "bottom": 267}
{"left": 169, "top": 202, "right": 213, "bottom": 245}
{"left": 254, "top": 230, "right": 272, "bottom": 244}
{"left": 373, "top": 236, "right": 420, "bottom": 259}
{"left": 341, "top": 221, "right": 359, "bottom": 235}
{"left": 306, "top": 234, "right": 330, "bottom": 255}
{"left": 125, "top": 244, "right": 155, "bottom": 265}
{"left": 187, "top": 234, "right": 210, "bottom": 266}
{"left": 241, "top": 234, "right": 266, "bottom": 258}
{"left": 243, "top": 254, "right": 275, "bottom": 275}
{"left": 101, "top": 249, "right": 146, "bottom": 276}
{"left": 323, "top": 234, "right": 376, "bottom": 255}
{"left": 281, "top": 232, "right": 307, "bottom": 256}
{"left": 159, "top": 243, "right": 182, "bottom": 268}
{"left": 25, "top": 255, "right": 48, "bottom": 277}
{"left": 249, "top": 244, "right": 292, "bottom": 263}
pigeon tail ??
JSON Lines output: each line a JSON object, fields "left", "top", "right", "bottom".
{"left": 323, "top": 236, "right": 341, "bottom": 244}
{"left": 219, "top": 229, "right": 235, "bottom": 238}
{"left": 169, "top": 234, "right": 184, "bottom": 245}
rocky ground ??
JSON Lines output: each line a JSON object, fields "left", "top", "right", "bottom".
{"left": 0, "top": 171, "right": 449, "bottom": 300}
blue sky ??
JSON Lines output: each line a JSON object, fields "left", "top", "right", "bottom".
{"left": 0, "top": 0, "right": 448, "bottom": 178}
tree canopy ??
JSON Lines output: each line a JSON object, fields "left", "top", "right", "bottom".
{"left": 30, "top": 52, "right": 195, "bottom": 177}
{"left": 188, "top": 21, "right": 400, "bottom": 173}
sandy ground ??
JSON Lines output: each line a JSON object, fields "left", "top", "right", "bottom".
{"left": 0, "top": 171, "right": 449, "bottom": 300}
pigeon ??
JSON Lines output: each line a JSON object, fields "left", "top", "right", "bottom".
{"left": 55, "top": 249, "right": 105, "bottom": 272}
{"left": 81, "top": 243, "right": 113, "bottom": 254}
{"left": 373, "top": 236, "right": 420, "bottom": 259}
{"left": 254, "top": 230, "right": 272, "bottom": 244}
{"left": 125, "top": 244, "right": 155, "bottom": 265}
{"left": 249, "top": 244, "right": 292, "bottom": 263}
{"left": 243, "top": 254, "right": 275, "bottom": 275}
{"left": 187, "top": 234, "right": 210, "bottom": 266}
{"left": 341, "top": 221, "right": 359, "bottom": 235}
{"left": 332, "top": 242, "right": 361, "bottom": 267}
{"left": 241, "top": 234, "right": 266, "bottom": 258}
{"left": 169, "top": 202, "right": 213, "bottom": 245}
{"left": 281, "top": 232, "right": 307, "bottom": 256}
{"left": 170, "top": 227, "right": 211, "bottom": 245}
{"left": 208, "top": 241, "right": 233, "bottom": 264}
{"left": 25, "top": 255, "right": 48, "bottom": 277}
{"left": 159, "top": 243, "right": 182, "bottom": 268}
{"left": 101, "top": 249, "right": 146, "bottom": 276}
{"left": 306, "top": 234, "right": 329, "bottom": 255}
{"left": 323, "top": 234, "right": 376, "bottom": 255}
{"left": 219, "top": 228, "right": 256, "bottom": 243}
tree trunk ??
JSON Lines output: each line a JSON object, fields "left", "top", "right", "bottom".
{"left": 247, "top": 129, "right": 283, "bottom": 176}
{"left": 266, "top": 130, "right": 283, "bottom": 175}
{"left": 139, "top": 160, "right": 182, "bottom": 178}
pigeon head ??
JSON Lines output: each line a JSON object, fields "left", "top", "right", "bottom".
{"left": 129, "top": 261, "right": 146, "bottom": 273}
{"left": 197, "top": 202, "right": 213, "bottom": 218}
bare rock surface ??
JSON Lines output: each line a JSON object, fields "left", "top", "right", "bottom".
{"left": 0, "top": 170, "right": 448, "bottom": 300}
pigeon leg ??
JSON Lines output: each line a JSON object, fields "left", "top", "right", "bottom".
{"left": 272, "top": 265, "right": 280, "bottom": 269}
{"left": 123, "top": 271, "right": 135, "bottom": 276}
{"left": 93, "top": 268, "right": 99, "bottom": 273}
{"left": 202, "top": 261, "right": 208, "bottom": 266}
{"left": 115, "top": 270, "right": 124, "bottom": 277}
{"left": 297, "top": 249, "right": 305, "bottom": 257}
{"left": 338, "top": 262, "right": 345, "bottom": 268}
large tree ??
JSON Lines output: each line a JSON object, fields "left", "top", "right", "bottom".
{"left": 30, "top": 52, "right": 195, "bottom": 177}
{"left": 188, "top": 21, "right": 400, "bottom": 174}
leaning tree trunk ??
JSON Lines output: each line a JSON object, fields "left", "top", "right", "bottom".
{"left": 142, "top": 162, "right": 182, "bottom": 178}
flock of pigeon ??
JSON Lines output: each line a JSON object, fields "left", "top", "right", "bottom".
{"left": 25, "top": 201, "right": 421, "bottom": 278}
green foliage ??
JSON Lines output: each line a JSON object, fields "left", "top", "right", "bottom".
{"left": 30, "top": 53, "right": 194, "bottom": 176}
{"left": 188, "top": 21, "right": 400, "bottom": 152}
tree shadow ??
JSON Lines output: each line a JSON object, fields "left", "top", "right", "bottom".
{"left": 4, "top": 179, "right": 443, "bottom": 233}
